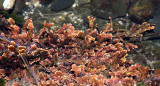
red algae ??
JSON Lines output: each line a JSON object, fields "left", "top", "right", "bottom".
{"left": 0, "top": 15, "right": 159, "bottom": 86}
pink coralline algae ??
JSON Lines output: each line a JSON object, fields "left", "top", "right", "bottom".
{"left": 0, "top": 15, "right": 159, "bottom": 86}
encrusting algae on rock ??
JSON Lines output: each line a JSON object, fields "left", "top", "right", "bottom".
{"left": 0, "top": 15, "right": 159, "bottom": 86}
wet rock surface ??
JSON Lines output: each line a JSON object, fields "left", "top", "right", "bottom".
{"left": 128, "top": 0, "right": 154, "bottom": 24}
{"left": 50, "top": 0, "right": 75, "bottom": 12}
{"left": 149, "top": 8, "right": 160, "bottom": 32}
{"left": 26, "top": 5, "right": 91, "bottom": 33}
{"left": 90, "top": 0, "right": 130, "bottom": 19}
{"left": 75, "top": 0, "right": 90, "bottom": 6}
{"left": 90, "top": 0, "right": 157, "bottom": 24}
{"left": 128, "top": 40, "right": 160, "bottom": 69}
{"left": 152, "top": 0, "right": 160, "bottom": 10}
{"left": 13, "top": 0, "right": 25, "bottom": 13}
{"left": 39, "top": 0, "right": 54, "bottom": 5}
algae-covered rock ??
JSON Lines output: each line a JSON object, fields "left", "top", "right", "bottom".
{"left": 128, "top": 0, "right": 154, "bottom": 24}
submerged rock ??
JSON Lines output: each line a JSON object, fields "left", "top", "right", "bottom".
{"left": 149, "top": 8, "right": 160, "bottom": 32}
{"left": 74, "top": 0, "right": 90, "bottom": 6}
{"left": 128, "top": 40, "right": 160, "bottom": 69}
{"left": 128, "top": 0, "right": 154, "bottom": 24}
{"left": 13, "top": 0, "right": 25, "bottom": 13}
{"left": 39, "top": 0, "right": 54, "bottom": 5}
{"left": 152, "top": 0, "right": 160, "bottom": 11}
{"left": 50, "top": 0, "right": 75, "bottom": 12}
{"left": 90, "top": 0, "right": 130, "bottom": 19}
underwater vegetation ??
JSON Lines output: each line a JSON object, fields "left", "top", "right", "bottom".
{"left": 0, "top": 15, "right": 159, "bottom": 86}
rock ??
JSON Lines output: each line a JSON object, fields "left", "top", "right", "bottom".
{"left": 50, "top": 0, "right": 75, "bottom": 12}
{"left": 90, "top": 0, "right": 130, "bottom": 19}
{"left": 128, "top": 0, "right": 154, "bottom": 24}
{"left": 152, "top": 0, "right": 160, "bottom": 11}
{"left": 13, "top": 0, "right": 25, "bottom": 13}
{"left": 0, "top": 0, "right": 15, "bottom": 10}
{"left": 3, "top": 0, "right": 15, "bottom": 10}
{"left": 74, "top": 0, "right": 90, "bottom": 6}
{"left": 39, "top": 0, "right": 54, "bottom": 5}
{"left": 128, "top": 40, "right": 160, "bottom": 69}
{"left": 149, "top": 8, "right": 160, "bottom": 32}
